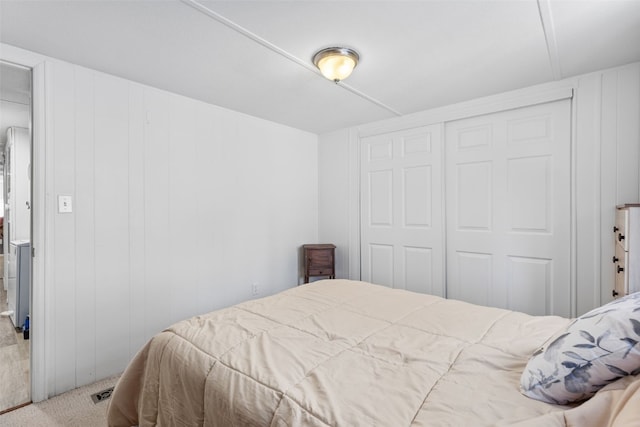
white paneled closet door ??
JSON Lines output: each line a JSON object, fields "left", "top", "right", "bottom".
{"left": 445, "top": 99, "right": 571, "bottom": 316}
{"left": 360, "top": 125, "right": 444, "bottom": 296}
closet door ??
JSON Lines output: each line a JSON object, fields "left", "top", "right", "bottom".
{"left": 445, "top": 99, "right": 571, "bottom": 316}
{"left": 360, "top": 124, "right": 444, "bottom": 296}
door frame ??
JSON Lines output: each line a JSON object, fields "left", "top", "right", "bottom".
{"left": 31, "top": 60, "right": 48, "bottom": 403}
{"left": 0, "top": 44, "right": 49, "bottom": 402}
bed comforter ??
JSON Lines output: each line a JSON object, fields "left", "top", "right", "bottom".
{"left": 107, "top": 280, "right": 640, "bottom": 426}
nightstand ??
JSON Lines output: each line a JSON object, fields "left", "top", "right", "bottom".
{"left": 303, "top": 244, "right": 336, "bottom": 283}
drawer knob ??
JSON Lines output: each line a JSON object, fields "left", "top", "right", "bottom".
{"left": 617, "top": 265, "right": 624, "bottom": 273}
{"left": 612, "top": 256, "right": 619, "bottom": 263}
{"left": 618, "top": 234, "right": 625, "bottom": 242}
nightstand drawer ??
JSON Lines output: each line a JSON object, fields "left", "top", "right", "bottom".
{"left": 614, "top": 243, "right": 628, "bottom": 296}
{"left": 306, "top": 250, "right": 333, "bottom": 268}
{"left": 308, "top": 268, "right": 333, "bottom": 276}
{"left": 615, "top": 208, "right": 629, "bottom": 251}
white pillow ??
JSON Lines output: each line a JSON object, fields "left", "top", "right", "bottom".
{"left": 520, "top": 292, "right": 640, "bottom": 404}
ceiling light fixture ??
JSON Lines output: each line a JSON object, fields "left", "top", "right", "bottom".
{"left": 312, "top": 47, "right": 359, "bottom": 83}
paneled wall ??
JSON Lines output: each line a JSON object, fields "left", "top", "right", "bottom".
{"left": 317, "top": 128, "right": 354, "bottom": 281}
{"left": 47, "top": 61, "right": 318, "bottom": 395}
{"left": 318, "top": 61, "right": 640, "bottom": 317}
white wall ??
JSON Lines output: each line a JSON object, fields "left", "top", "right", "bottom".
{"left": 0, "top": 43, "right": 319, "bottom": 400}
{"left": 319, "top": 62, "right": 640, "bottom": 317}
{"left": 28, "top": 55, "right": 316, "bottom": 395}
{"left": 571, "top": 65, "right": 640, "bottom": 315}
{"left": 318, "top": 128, "right": 354, "bottom": 280}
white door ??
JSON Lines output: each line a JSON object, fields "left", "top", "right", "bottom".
{"left": 445, "top": 99, "right": 571, "bottom": 316}
{"left": 360, "top": 124, "right": 444, "bottom": 296}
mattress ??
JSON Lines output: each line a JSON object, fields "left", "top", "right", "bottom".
{"left": 106, "top": 279, "right": 640, "bottom": 426}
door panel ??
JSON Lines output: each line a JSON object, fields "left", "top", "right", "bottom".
{"left": 404, "top": 246, "right": 433, "bottom": 294}
{"left": 508, "top": 156, "right": 551, "bottom": 232}
{"left": 361, "top": 125, "right": 444, "bottom": 296}
{"left": 445, "top": 99, "right": 571, "bottom": 316}
{"left": 507, "top": 256, "right": 552, "bottom": 316}
{"left": 403, "top": 165, "right": 431, "bottom": 227}
{"left": 457, "top": 161, "right": 492, "bottom": 230}
{"left": 452, "top": 251, "right": 492, "bottom": 307}
{"left": 369, "top": 170, "right": 393, "bottom": 226}
{"left": 369, "top": 244, "right": 394, "bottom": 285}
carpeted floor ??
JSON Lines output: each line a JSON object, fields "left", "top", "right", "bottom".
{"left": 0, "top": 375, "right": 120, "bottom": 426}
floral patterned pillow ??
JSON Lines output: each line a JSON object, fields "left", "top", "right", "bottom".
{"left": 520, "top": 292, "right": 640, "bottom": 404}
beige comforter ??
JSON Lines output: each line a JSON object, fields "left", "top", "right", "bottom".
{"left": 107, "top": 280, "right": 640, "bottom": 426}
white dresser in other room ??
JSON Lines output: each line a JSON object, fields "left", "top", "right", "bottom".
{"left": 613, "top": 204, "right": 640, "bottom": 298}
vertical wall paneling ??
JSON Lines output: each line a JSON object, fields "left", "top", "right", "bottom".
{"left": 574, "top": 73, "right": 602, "bottom": 315}
{"left": 73, "top": 67, "right": 96, "bottom": 386}
{"left": 616, "top": 66, "right": 640, "bottom": 203}
{"left": 234, "top": 116, "right": 264, "bottom": 287}
{"left": 600, "top": 71, "right": 620, "bottom": 310}
{"left": 41, "top": 58, "right": 318, "bottom": 394}
{"left": 128, "top": 84, "right": 146, "bottom": 357}
{"left": 244, "top": 121, "right": 318, "bottom": 294}
{"left": 1, "top": 44, "right": 320, "bottom": 398}
{"left": 193, "top": 104, "right": 222, "bottom": 315}
{"left": 318, "top": 127, "right": 363, "bottom": 282}
{"left": 573, "top": 63, "right": 640, "bottom": 313}
{"left": 603, "top": 71, "right": 619, "bottom": 298}
{"left": 348, "top": 128, "right": 361, "bottom": 280}
{"left": 599, "top": 65, "right": 640, "bottom": 306}
{"left": 51, "top": 61, "right": 77, "bottom": 394}
{"left": 168, "top": 96, "right": 199, "bottom": 324}
{"left": 143, "top": 88, "right": 172, "bottom": 338}
{"left": 93, "top": 74, "right": 131, "bottom": 379}
{"left": 318, "top": 129, "right": 351, "bottom": 281}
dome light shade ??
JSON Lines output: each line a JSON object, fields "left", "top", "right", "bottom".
{"left": 312, "top": 47, "right": 359, "bottom": 82}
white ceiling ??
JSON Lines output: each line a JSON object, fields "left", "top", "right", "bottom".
{"left": 1, "top": 0, "right": 639, "bottom": 135}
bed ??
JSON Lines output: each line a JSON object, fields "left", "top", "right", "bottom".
{"left": 107, "top": 279, "right": 640, "bottom": 426}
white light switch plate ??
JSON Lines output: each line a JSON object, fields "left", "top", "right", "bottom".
{"left": 58, "top": 195, "right": 73, "bottom": 213}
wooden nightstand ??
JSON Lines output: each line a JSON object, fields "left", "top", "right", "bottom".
{"left": 303, "top": 244, "right": 336, "bottom": 283}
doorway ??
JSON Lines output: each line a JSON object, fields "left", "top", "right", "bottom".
{"left": 0, "top": 61, "right": 32, "bottom": 413}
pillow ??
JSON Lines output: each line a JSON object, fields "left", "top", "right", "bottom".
{"left": 520, "top": 292, "right": 640, "bottom": 404}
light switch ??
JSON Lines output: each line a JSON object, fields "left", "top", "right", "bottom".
{"left": 58, "top": 195, "right": 73, "bottom": 213}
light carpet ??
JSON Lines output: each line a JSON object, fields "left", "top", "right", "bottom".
{"left": 0, "top": 375, "right": 120, "bottom": 426}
